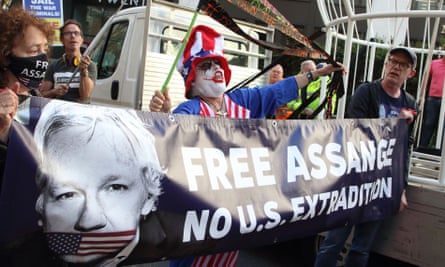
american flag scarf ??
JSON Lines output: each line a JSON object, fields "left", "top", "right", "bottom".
{"left": 45, "top": 229, "right": 136, "bottom": 258}
{"left": 200, "top": 94, "right": 251, "bottom": 118}
{"left": 193, "top": 93, "right": 247, "bottom": 266}
{"left": 191, "top": 250, "right": 239, "bottom": 267}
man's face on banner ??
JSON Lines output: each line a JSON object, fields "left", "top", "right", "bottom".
{"left": 39, "top": 125, "right": 153, "bottom": 263}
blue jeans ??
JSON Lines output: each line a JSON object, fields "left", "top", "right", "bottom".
{"left": 314, "top": 220, "right": 382, "bottom": 267}
{"left": 420, "top": 96, "right": 443, "bottom": 148}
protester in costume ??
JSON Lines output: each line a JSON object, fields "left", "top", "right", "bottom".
{"left": 149, "top": 24, "right": 344, "bottom": 267}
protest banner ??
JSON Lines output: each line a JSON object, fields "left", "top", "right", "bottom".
{"left": 1, "top": 97, "right": 408, "bottom": 265}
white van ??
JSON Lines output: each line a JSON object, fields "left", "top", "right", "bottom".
{"left": 85, "top": 0, "right": 274, "bottom": 110}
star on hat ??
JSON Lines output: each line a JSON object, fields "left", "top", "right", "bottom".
{"left": 176, "top": 25, "right": 232, "bottom": 99}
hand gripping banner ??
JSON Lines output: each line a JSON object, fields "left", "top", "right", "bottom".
{"left": 1, "top": 98, "right": 408, "bottom": 266}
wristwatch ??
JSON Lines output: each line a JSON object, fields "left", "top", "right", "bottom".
{"left": 306, "top": 71, "right": 314, "bottom": 83}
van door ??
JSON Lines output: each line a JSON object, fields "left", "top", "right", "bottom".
{"left": 89, "top": 11, "right": 144, "bottom": 108}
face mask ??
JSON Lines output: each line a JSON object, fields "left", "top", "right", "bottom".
{"left": 8, "top": 53, "right": 48, "bottom": 91}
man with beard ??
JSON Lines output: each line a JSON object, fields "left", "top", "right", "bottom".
{"left": 149, "top": 24, "right": 345, "bottom": 267}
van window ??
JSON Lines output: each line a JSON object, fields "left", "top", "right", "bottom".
{"left": 159, "top": 27, "right": 184, "bottom": 56}
{"left": 90, "top": 21, "right": 129, "bottom": 79}
{"left": 159, "top": 26, "right": 249, "bottom": 67}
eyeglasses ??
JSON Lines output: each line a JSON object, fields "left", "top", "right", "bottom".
{"left": 197, "top": 59, "right": 221, "bottom": 71}
{"left": 386, "top": 57, "right": 412, "bottom": 70}
{"left": 62, "top": 31, "right": 81, "bottom": 37}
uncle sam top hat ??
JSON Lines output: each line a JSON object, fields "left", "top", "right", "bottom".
{"left": 176, "top": 25, "right": 232, "bottom": 99}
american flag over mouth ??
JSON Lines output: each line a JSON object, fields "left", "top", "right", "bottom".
{"left": 45, "top": 230, "right": 137, "bottom": 257}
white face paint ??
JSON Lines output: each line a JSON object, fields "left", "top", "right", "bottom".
{"left": 194, "top": 59, "right": 226, "bottom": 98}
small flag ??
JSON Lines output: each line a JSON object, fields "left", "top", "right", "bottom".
{"left": 46, "top": 230, "right": 136, "bottom": 257}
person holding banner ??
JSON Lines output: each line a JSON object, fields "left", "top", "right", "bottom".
{"left": 314, "top": 47, "right": 418, "bottom": 267}
{"left": 149, "top": 24, "right": 344, "bottom": 267}
{"left": 33, "top": 101, "right": 164, "bottom": 266}
{"left": 149, "top": 25, "right": 343, "bottom": 118}
{"left": 0, "top": 5, "right": 53, "bottom": 250}
{"left": 41, "top": 19, "right": 97, "bottom": 103}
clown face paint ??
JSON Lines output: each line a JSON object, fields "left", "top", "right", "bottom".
{"left": 194, "top": 59, "right": 226, "bottom": 98}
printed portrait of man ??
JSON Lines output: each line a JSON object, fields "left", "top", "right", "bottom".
{"left": 33, "top": 100, "right": 164, "bottom": 266}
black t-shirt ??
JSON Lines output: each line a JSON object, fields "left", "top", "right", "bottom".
{"left": 44, "top": 57, "right": 97, "bottom": 103}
